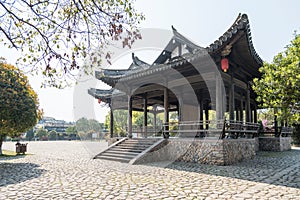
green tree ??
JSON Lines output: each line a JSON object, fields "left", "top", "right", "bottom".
{"left": 0, "top": 0, "right": 144, "bottom": 87}
{"left": 105, "top": 110, "right": 128, "bottom": 136}
{"left": 25, "top": 128, "right": 35, "bottom": 141}
{"left": 75, "top": 118, "right": 103, "bottom": 140}
{"left": 292, "top": 124, "right": 300, "bottom": 145}
{"left": 170, "top": 112, "right": 178, "bottom": 122}
{"left": 66, "top": 126, "right": 77, "bottom": 135}
{"left": 104, "top": 110, "right": 163, "bottom": 137}
{"left": 0, "top": 61, "right": 42, "bottom": 155}
{"left": 257, "top": 109, "right": 276, "bottom": 122}
{"left": 253, "top": 34, "right": 300, "bottom": 125}
{"left": 35, "top": 128, "right": 48, "bottom": 140}
{"left": 135, "top": 113, "right": 153, "bottom": 127}
{"left": 66, "top": 126, "right": 78, "bottom": 140}
{"left": 76, "top": 118, "right": 90, "bottom": 133}
{"left": 48, "top": 130, "right": 58, "bottom": 141}
{"left": 88, "top": 119, "right": 103, "bottom": 133}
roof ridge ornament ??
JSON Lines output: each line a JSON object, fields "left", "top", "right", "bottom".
{"left": 132, "top": 52, "right": 138, "bottom": 65}
{"left": 171, "top": 25, "right": 177, "bottom": 32}
{"left": 221, "top": 45, "right": 232, "bottom": 57}
{"left": 207, "top": 13, "right": 262, "bottom": 66}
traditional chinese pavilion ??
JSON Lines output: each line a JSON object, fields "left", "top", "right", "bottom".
{"left": 89, "top": 13, "right": 262, "bottom": 136}
{"left": 88, "top": 14, "right": 270, "bottom": 165}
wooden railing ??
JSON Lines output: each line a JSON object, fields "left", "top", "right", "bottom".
{"left": 162, "top": 120, "right": 261, "bottom": 139}
{"left": 223, "top": 120, "right": 260, "bottom": 139}
{"left": 162, "top": 120, "right": 225, "bottom": 139}
{"left": 260, "top": 126, "right": 293, "bottom": 137}
{"left": 129, "top": 121, "right": 292, "bottom": 139}
{"left": 280, "top": 127, "right": 293, "bottom": 137}
{"left": 131, "top": 125, "right": 164, "bottom": 138}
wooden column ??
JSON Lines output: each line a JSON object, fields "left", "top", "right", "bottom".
{"left": 153, "top": 111, "right": 157, "bottom": 136}
{"left": 143, "top": 94, "right": 148, "bottom": 138}
{"left": 177, "top": 100, "right": 182, "bottom": 122}
{"left": 164, "top": 88, "right": 169, "bottom": 138}
{"left": 199, "top": 99, "right": 204, "bottom": 130}
{"left": 216, "top": 74, "right": 224, "bottom": 121}
{"left": 205, "top": 102, "right": 209, "bottom": 129}
{"left": 250, "top": 107, "right": 254, "bottom": 123}
{"left": 246, "top": 85, "right": 251, "bottom": 123}
{"left": 250, "top": 110, "right": 253, "bottom": 123}
{"left": 274, "top": 109, "right": 278, "bottom": 136}
{"left": 235, "top": 107, "right": 239, "bottom": 121}
{"left": 240, "top": 97, "right": 244, "bottom": 123}
{"left": 128, "top": 95, "right": 132, "bottom": 138}
{"left": 109, "top": 105, "right": 114, "bottom": 138}
{"left": 229, "top": 78, "right": 235, "bottom": 121}
{"left": 253, "top": 104, "right": 258, "bottom": 123}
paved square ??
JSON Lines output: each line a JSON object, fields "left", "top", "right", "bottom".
{"left": 1, "top": 141, "right": 300, "bottom": 199}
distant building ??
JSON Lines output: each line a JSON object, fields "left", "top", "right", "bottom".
{"left": 36, "top": 117, "right": 74, "bottom": 133}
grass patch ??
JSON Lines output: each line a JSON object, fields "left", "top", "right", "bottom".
{"left": 1, "top": 149, "right": 18, "bottom": 157}
{"left": 0, "top": 149, "right": 31, "bottom": 157}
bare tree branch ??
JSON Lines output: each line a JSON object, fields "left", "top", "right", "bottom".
{"left": 0, "top": 0, "right": 144, "bottom": 88}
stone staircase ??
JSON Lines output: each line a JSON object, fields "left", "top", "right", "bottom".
{"left": 94, "top": 138, "right": 162, "bottom": 163}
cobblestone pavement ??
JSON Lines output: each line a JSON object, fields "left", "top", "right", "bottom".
{"left": 1, "top": 141, "right": 300, "bottom": 199}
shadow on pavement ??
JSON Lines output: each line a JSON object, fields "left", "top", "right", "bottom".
{"left": 0, "top": 154, "right": 28, "bottom": 161}
{"left": 166, "top": 149, "right": 300, "bottom": 189}
{"left": 0, "top": 162, "right": 46, "bottom": 187}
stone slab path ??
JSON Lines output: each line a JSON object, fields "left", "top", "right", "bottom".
{"left": 1, "top": 141, "right": 300, "bottom": 199}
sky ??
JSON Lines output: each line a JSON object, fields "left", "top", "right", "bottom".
{"left": 1, "top": 0, "right": 300, "bottom": 122}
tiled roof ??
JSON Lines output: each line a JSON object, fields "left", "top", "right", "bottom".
{"left": 88, "top": 88, "right": 125, "bottom": 103}
{"left": 207, "top": 13, "right": 262, "bottom": 65}
{"left": 95, "top": 53, "right": 151, "bottom": 87}
{"left": 89, "top": 13, "right": 263, "bottom": 101}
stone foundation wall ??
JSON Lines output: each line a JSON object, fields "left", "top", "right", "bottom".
{"left": 254, "top": 137, "right": 259, "bottom": 152}
{"left": 133, "top": 139, "right": 187, "bottom": 165}
{"left": 259, "top": 137, "right": 291, "bottom": 151}
{"left": 178, "top": 139, "right": 225, "bottom": 165}
{"left": 222, "top": 139, "right": 256, "bottom": 165}
{"left": 135, "top": 138, "right": 256, "bottom": 165}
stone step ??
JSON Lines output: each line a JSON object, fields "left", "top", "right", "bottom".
{"left": 117, "top": 143, "right": 153, "bottom": 148}
{"left": 113, "top": 146, "right": 148, "bottom": 151}
{"left": 110, "top": 147, "right": 144, "bottom": 153}
{"left": 94, "top": 138, "right": 162, "bottom": 163}
{"left": 123, "top": 139, "right": 159, "bottom": 143}
{"left": 122, "top": 143, "right": 157, "bottom": 146}
{"left": 101, "top": 152, "right": 136, "bottom": 159}
{"left": 105, "top": 150, "right": 140, "bottom": 156}
{"left": 116, "top": 143, "right": 151, "bottom": 148}
{"left": 130, "top": 138, "right": 160, "bottom": 142}
{"left": 123, "top": 140, "right": 157, "bottom": 144}
{"left": 94, "top": 155, "right": 131, "bottom": 163}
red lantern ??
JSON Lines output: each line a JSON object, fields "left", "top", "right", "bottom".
{"left": 221, "top": 58, "right": 229, "bottom": 72}
{"left": 98, "top": 98, "right": 101, "bottom": 104}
